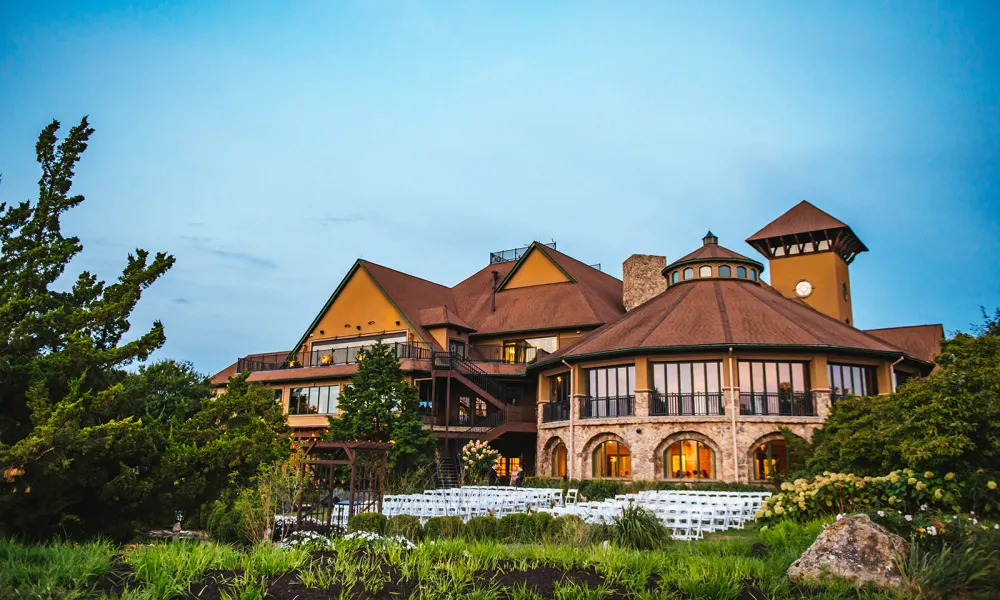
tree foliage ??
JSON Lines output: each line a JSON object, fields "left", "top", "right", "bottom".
{"left": 0, "top": 119, "right": 290, "bottom": 538}
{"left": 809, "top": 309, "right": 1000, "bottom": 476}
{"left": 326, "top": 341, "right": 436, "bottom": 473}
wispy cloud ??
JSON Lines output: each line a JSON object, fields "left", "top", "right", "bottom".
{"left": 322, "top": 215, "right": 363, "bottom": 225}
{"left": 201, "top": 247, "right": 278, "bottom": 269}
{"left": 172, "top": 297, "right": 191, "bottom": 304}
{"left": 179, "top": 234, "right": 212, "bottom": 243}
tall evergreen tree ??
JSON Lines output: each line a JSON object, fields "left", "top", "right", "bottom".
{"left": 327, "top": 341, "right": 436, "bottom": 473}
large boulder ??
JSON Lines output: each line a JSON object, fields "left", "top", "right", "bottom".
{"left": 787, "top": 514, "right": 910, "bottom": 591}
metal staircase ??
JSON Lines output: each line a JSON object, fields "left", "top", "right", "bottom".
{"left": 435, "top": 456, "right": 460, "bottom": 488}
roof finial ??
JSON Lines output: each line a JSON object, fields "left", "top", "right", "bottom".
{"left": 703, "top": 231, "right": 718, "bottom": 246}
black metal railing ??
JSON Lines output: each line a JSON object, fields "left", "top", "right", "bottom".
{"left": 580, "top": 395, "right": 635, "bottom": 419}
{"left": 236, "top": 341, "right": 433, "bottom": 373}
{"left": 739, "top": 392, "right": 814, "bottom": 417}
{"left": 449, "top": 405, "right": 533, "bottom": 437}
{"left": 542, "top": 401, "right": 570, "bottom": 422}
{"left": 490, "top": 242, "right": 556, "bottom": 264}
{"left": 469, "top": 344, "right": 539, "bottom": 364}
{"left": 650, "top": 392, "right": 726, "bottom": 416}
{"left": 440, "top": 352, "right": 511, "bottom": 404}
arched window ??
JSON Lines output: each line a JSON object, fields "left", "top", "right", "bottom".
{"left": 664, "top": 440, "right": 715, "bottom": 479}
{"left": 750, "top": 269, "right": 758, "bottom": 281}
{"left": 671, "top": 271, "right": 679, "bottom": 283}
{"left": 736, "top": 266, "right": 747, "bottom": 278}
{"left": 551, "top": 442, "right": 567, "bottom": 477}
{"left": 719, "top": 265, "right": 731, "bottom": 277}
{"left": 592, "top": 440, "right": 631, "bottom": 478}
{"left": 683, "top": 268, "right": 694, "bottom": 280}
{"left": 699, "top": 265, "right": 712, "bottom": 278}
{"left": 753, "top": 439, "right": 790, "bottom": 480}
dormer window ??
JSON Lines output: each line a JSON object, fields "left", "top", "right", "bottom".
{"left": 719, "top": 265, "right": 731, "bottom": 277}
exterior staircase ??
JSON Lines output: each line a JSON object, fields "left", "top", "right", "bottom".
{"left": 435, "top": 456, "right": 460, "bottom": 488}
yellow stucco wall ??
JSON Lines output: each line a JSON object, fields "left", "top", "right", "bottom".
{"left": 768, "top": 252, "right": 854, "bottom": 324}
{"left": 503, "top": 249, "right": 571, "bottom": 289}
{"left": 302, "top": 266, "right": 416, "bottom": 351}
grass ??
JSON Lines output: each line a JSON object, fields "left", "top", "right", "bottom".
{"left": 0, "top": 520, "right": 921, "bottom": 599}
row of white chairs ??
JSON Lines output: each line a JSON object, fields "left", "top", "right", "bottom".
{"left": 383, "top": 486, "right": 577, "bottom": 522}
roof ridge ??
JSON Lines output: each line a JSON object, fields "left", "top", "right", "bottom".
{"left": 740, "top": 282, "right": 823, "bottom": 344}
{"left": 865, "top": 324, "right": 944, "bottom": 332}
{"left": 360, "top": 259, "right": 452, "bottom": 291}
{"left": 636, "top": 283, "right": 698, "bottom": 348}
{"left": 712, "top": 281, "right": 733, "bottom": 343}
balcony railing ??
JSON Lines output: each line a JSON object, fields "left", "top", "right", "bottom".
{"left": 580, "top": 395, "right": 635, "bottom": 419}
{"left": 542, "top": 401, "right": 570, "bottom": 422}
{"left": 740, "top": 392, "right": 815, "bottom": 417}
{"left": 236, "top": 342, "right": 433, "bottom": 373}
{"left": 650, "top": 392, "right": 725, "bottom": 416}
{"left": 469, "top": 344, "right": 539, "bottom": 364}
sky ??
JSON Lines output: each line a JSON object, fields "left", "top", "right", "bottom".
{"left": 1, "top": 1, "right": 998, "bottom": 376}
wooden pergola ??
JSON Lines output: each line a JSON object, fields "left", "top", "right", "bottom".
{"left": 294, "top": 438, "right": 393, "bottom": 533}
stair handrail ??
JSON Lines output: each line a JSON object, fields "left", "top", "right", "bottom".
{"left": 447, "top": 352, "right": 511, "bottom": 403}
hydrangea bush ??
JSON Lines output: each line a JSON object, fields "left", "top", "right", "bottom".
{"left": 461, "top": 440, "right": 500, "bottom": 484}
{"left": 756, "top": 469, "right": 1000, "bottom": 527}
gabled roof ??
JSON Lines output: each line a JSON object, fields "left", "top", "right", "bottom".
{"left": 451, "top": 243, "right": 624, "bottom": 336}
{"left": 495, "top": 242, "right": 576, "bottom": 291}
{"left": 419, "top": 306, "right": 476, "bottom": 332}
{"left": 865, "top": 324, "right": 944, "bottom": 364}
{"left": 536, "top": 278, "right": 932, "bottom": 368}
{"left": 666, "top": 240, "right": 765, "bottom": 273}
{"left": 747, "top": 200, "right": 850, "bottom": 241}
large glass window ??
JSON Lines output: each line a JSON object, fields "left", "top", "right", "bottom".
{"left": 525, "top": 336, "right": 558, "bottom": 354}
{"left": 310, "top": 333, "right": 406, "bottom": 367}
{"left": 549, "top": 373, "right": 570, "bottom": 403}
{"left": 664, "top": 440, "right": 715, "bottom": 479}
{"left": 592, "top": 440, "right": 631, "bottom": 478}
{"left": 288, "top": 385, "right": 340, "bottom": 415}
{"left": 753, "top": 440, "right": 790, "bottom": 480}
{"left": 738, "top": 361, "right": 812, "bottom": 416}
{"left": 449, "top": 339, "right": 466, "bottom": 358}
{"left": 651, "top": 361, "right": 724, "bottom": 415}
{"left": 829, "top": 363, "right": 878, "bottom": 400}
{"left": 551, "top": 442, "right": 567, "bottom": 478}
{"left": 583, "top": 365, "right": 636, "bottom": 417}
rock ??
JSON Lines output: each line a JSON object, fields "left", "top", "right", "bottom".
{"left": 787, "top": 514, "right": 910, "bottom": 592}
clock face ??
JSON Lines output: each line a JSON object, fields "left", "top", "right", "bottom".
{"left": 795, "top": 280, "right": 813, "bottom": 298}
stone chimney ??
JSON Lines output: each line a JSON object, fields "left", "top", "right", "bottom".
{"left": 623, "top": 254, "right": 668, "bottom": 311}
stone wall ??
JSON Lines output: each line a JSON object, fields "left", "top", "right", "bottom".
{"left": 622, "top": 254, "right": 668, "bottom": 311}
{"left": 536, "top": 390, "right": 828, "bottom": 483}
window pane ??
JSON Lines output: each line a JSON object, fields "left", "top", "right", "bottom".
{"left": 699, "top": 443, "right": 715, "bottom": 478}
{"left": 693, "top": 363, "right": 706, "bottom": 393}
{"left": 699, "top": 265, "right": 712, "bottom": 277}
{"left": 791, "top": 363, "right": 806, "bottom": 393}
{"left": 706, "top": 362, "right": 720, "bottom": 393}
{"left": 683, "top": 268, "right": 694, "bottom": 280}
{"left": 589, "top": 370, "right": 597, "bottom": 396}
{"left": 679, "top": 364, "right": 692, "bottom": 393}
{"left": 719, "top": 265, "right": 731, "bottom": 277}
{"left": 764, "top": 363, "right": 778, "bottom": 393}
{"left": 778, "top": 363, "right": 791, "bottom": 394}
{"left": 750, "top": 270, "right": 758, "bottom": 281}
{"left": 737, "top": 266, "right": 747, "bottom": 278}
{"left": 672, "top": 271, "right": 679, "bottom": 283}
{"left": 739, "top": 361, "right": 751, "bottom": 393}
{"left": 667, "top": 363, "right": 679, "bottom": 394}
{"left": 627, "top": 366, "right": 635, "bottom": 394}
{"left": 653, "top": 364, "right": 665, "bottom": 393}
{"left": 617, "top": 368, "right": 627, "bottom": 397}
{"left": 751, "top": 362, "right": 764, "bottom": 394}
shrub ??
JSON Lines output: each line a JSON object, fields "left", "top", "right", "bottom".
{"left": 497, "top": 513, "right": 544, "bottom": 543}
{"left": 348, "top": 512, "right": 388, "bottom": 535}
{"left": 586, "top": 522, "right": 613, "bottom": 545}
{"left": 902, "top": 538, "right": 998, "bottom": 599}
{"left": 205, "top": 496, "right": 246, "bottom": 544}
{"left": 464, "top": 516, "right": 499, "bottom": 541}
{"left": 386, "top": 515, "right": 422, "bottom": 542}
{"left": 423, "top": 516, "right": 464, "bottom": 540}
{"left": 609, "top": 504, "right": 671, "bottom": 551}
{"left": 545, "top": 515, "right": 589, "bottom": 545}
{"left": 530, "top": 511, "right": 553, "bottom": 534}
{"left": 461, "top": 440, "right": 500, "bottom": 485}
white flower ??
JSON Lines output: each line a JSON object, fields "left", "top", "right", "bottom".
{"left": 926, "top": 525, "right": 937, "bottom": 536}
{"left": 905, "top": 515, "right": 912, "bottom": 521}
{"left": 836, "top": 514, "right": 844, "bottom": 521}
{"left": 920, "top": 504, "right": 927, "bottom": 511}
{"left": 877, "top": 511, "right": 885, "bottom": 517}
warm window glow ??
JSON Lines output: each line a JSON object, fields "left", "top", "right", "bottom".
{"left": 495, "top": 456, "right": 520, "bottom": 477}
{"left": 288, "top": 385, "right": 340, "bottom": 415}
{"left": 753, "top": 440, "right": 790, "bottom": 480}
{"left": 592, "top": 440, "right": 631, "bottom": 478}
{"left": 551, "top": 442, "right": 567, "bottom": 477}
{"left": 664, "top": 440, "right": 715, "bottom": 479}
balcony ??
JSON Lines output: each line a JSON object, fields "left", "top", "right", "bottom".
{"left": 236, "top": 342, "right": 433, "bottom": 373}
{"left": 469, "top": 344, "right": 539, "bottom": 364}
{"left": 541, "top": 401, "right": 570, "bottom": 423}
{"left": 650, "top": 392, "right": 725, "bottom": 416}
{"left": 580, "top": 395, "right": 635, "bottom": 419}
{"left": 740, "top": 392, "right": 815, "bottom": 417}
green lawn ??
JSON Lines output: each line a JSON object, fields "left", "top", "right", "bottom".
{"left": 0, "top": 522, "right": 909, "bottom": 600}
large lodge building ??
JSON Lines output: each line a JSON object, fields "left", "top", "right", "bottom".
{"left": 213, "top": 201, "right": 943, "bottom": 483}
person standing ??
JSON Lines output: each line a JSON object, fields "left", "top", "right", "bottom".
{"left": 488, "top": 459, "right": 499, "bottom": 486}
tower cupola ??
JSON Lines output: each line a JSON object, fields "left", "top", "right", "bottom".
{"left": 746, "top": 200, "right": 867, "bottom": 325}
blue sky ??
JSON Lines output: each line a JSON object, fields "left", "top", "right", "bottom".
{"left": 1, "top": 1, "right": 998, "bottom": 375}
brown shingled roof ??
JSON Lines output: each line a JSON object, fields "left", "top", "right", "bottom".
{"left": 419, "top": 306, "right": 476, "bottom": 331}
{"left": 747, "top": 200, "right": 850, "bottom": 241}
{"left": 865, "top": 324, "right": 944, "bottom": 364}
{"left": 358, "top": 260, "right": 459, "bottom": 349}
{"left": 539, "top": 278, "right": 926, "bottom": 364}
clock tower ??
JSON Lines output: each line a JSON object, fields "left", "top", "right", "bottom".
{"left": 746, "top": 201, "right": 868, "bottom": 325}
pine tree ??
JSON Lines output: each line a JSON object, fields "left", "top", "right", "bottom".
{"left": 327, "top": 341, "right": 436, "bottom": 472}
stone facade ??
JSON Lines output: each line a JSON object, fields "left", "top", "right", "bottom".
{"left": 536, "top": 389, "right": 830, "bottom": 483}
{"left": 622, "top": 254, "right": 668, "bottom": 311}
